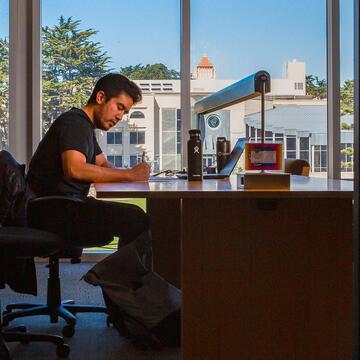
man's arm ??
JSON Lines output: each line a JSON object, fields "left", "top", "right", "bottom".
{"left": 95, "top": 153, "right": 116, "bottom": 168}
{"left": 62, "top": 150, "right": 150, "bottom": 182}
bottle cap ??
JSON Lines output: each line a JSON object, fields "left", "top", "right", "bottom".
{"left": 189, "top": 129, "right": 201, "bottom": 136}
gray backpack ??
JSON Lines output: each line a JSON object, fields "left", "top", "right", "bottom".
{"left": 84, "top": 238, "right": 181, "bottom": 349}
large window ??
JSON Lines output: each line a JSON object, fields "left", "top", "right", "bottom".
{"left": 42, "top": 0, "right": 180, "bottom": 173}
{"left": 0, "top": 0, "right": 9, "bottom": 150}
{"left": 107, "top": 132, "right": 122, "bottom": 145}
{"left": 130, "top": 131, "right": 145, "bottom": 145}
{"left": 340, "top": 0, "right": 354, "bottom": 179}
{"left": 191, "top": 0, "right": 327, "bottom": 174}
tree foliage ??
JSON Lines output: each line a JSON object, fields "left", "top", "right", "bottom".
{"left": 340, "top": 79, "right": 354, "bottom": 116}
{"left": 341, "top": 122, "right": 354, "bottom": 130}
{"left": 42, "top": 16, "right": 110, "bottom": 133}
{"left": 0, "top": 38, "right": 8, "bottom": 150}
{"left": 341, "top": 146, "right": 354, "bottom": 170}
{"left": 307, "top": 75, "right": 355, "bottom": 118}
{"left": 119, "top": 63, "right": 180, "bottom": 80}
{"left": 306, "top": 75, "right": 327, "bottom": 99}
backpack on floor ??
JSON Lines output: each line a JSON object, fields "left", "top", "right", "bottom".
{"left": 83, "top": 241, "right": 181, "bottom": 350}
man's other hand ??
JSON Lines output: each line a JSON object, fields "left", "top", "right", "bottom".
{"left": 129, "top": 162, "right": 150, "bottom": 181}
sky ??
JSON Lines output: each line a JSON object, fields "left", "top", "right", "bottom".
{"left": 0, "top": 0, "right": 355, "bottom": 82}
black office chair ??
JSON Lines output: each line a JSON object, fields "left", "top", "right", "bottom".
{"left": 284, "top": 158, "right": 310, "bottom": 176}
{"left": 0, "top": 227, "right": 70, "bottom": 358}
{"left": 1, "top": 151, "right": 108, "bottom": 338}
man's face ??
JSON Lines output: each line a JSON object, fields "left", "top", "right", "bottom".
{"left": 93, "top": 91, "right": 134, "bottom": 131}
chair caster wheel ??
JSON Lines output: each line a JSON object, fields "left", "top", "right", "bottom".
{"left": 56, "top": 344, "right": 70, "bottom": 358}
{"left": 62, "top": 325, "right": 75, "bottom": 338}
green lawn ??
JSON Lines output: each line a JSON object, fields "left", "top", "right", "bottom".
{"left": 85, "top": 198, "right": 146, "bottom": 252}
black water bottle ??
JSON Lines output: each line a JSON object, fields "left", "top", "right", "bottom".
{"left": 216, "top": 137, "right": 231, "bottom": 173}
{"left": 187, "top": 129, "right": 203, "bottom": 181}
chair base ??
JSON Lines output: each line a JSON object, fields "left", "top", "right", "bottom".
{"left": 3, "top": 301, "right": 107, "bottom": 337}
{"left": 2, "top": 257, "right": 107, "bottom": 337}
{"left": 1, "top": 326, "right": 70, "bottom": 358}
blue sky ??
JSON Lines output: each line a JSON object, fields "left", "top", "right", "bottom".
{"left": 0, "top": 0, "right": 355, "bottom": 82}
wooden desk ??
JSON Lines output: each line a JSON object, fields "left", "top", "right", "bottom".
{"left": 95, "top": 176, "right": 353, "bottom": 360}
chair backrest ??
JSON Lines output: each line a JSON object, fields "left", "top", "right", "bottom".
{"left": 284, "top": 159, "right": 310, "bottom": 176}
{"left": 0, "top": 150, "right": 29, "bottom": 226}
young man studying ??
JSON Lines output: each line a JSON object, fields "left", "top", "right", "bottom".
{"left": 27, "top": 73, "right": 152, "bottom": 266}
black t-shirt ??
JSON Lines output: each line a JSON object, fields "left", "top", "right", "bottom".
{"left": 27, "top": 108, "right": 102, "bottom": 196}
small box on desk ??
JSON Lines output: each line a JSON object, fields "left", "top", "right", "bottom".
{"left": 237, "top": 171, "right": 290, "bottom": 190}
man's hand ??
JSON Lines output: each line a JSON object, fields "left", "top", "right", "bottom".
{"left": 129, "top": 162, "right": 151, "bottom": 181}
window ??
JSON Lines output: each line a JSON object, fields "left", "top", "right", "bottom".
{"left": 107, "top": 155, "right": 122, "bottom": 168}
{"left": 130, "top": 131, "right": 145, "bottom": 145}
{"left": 107, "top": 132, "right": 122, "bottom": 145}
{"left": 340, "top": 0, "right": 354, "bottom": 179}
{"left": 130, "top": 155, "right": 141, "bottom": 167}
{"left": 312, "top": 144, "right": 327, "bottom": 172}
{"left": 162, "top": 108, "right": 181, "bottom": 170}
{"left": 0, "top": 0, "right": 9, "bottom": 150}
{"left": 286, "top": 136, "right": 297, "bottom": 159}
{"left": 192, "top": 0, "right": 327, "bottom": 175}
{"left": 130, "top": 111, "right": 145, "bottom": 119}
{"left": 42, "top": 0, "right": 180, "bottom": 174}
{"left": 299, "top": 137, "right": 310, "bottom": 162}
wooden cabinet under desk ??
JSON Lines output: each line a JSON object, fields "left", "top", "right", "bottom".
{"left": 95, "top": 175, "right": 353, "bottom": 360}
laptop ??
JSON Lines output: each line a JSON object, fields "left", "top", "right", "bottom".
{"left": 176, "top": 137, "right": 247, "bottom": 179}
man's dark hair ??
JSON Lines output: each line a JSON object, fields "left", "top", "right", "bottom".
{"left": 87, "top": 73, "right": 142, "bottom": 105}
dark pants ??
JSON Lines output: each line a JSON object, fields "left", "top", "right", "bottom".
{"left": 69, "top": 197, "right": 149, "bottom": 249}
{"left": 29, "top": 196, "right": 153, "bottom": 268}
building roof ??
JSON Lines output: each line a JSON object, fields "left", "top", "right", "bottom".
{"left": 197, "top": 56, "right": 214, "bottom": 68}
{"left": 245, "top": 104, "right": 327, "bottom": 133}
{"left": 245, "top": 104, "right": 354, "bottom": 144}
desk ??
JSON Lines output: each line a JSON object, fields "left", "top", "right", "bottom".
{"left": 95, "top": 175, "right": 353, "bottom": 360}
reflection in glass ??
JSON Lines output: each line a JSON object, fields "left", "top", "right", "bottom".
{"left": 0, "top": 0, "right": 9, "bottom": 150}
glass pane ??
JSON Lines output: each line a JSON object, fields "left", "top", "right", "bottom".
{"left": 42, "top": 0, "right": 180, "bottom": 173}
{"left": 130, "top": 132, "right": 137, "bottom": 144}
{"left": 138, "top": 132, "right": 145, "bottom": 145}
{"left": 130, "top": 155, "right": 137, "bottom": 167}
{"left": 115, "top": 132, "right": 122, "bottom": 145}
{"left": 286, "top": 137, "right": 296, "bottom": 151}
{"left": 340, "top": 0, "right": 354, "bottom": 179}
{"left": 191, "top": 0, "right": 327, "bottom": 175}
{"left": 107, "top": 132, "right": 114, "bottom": 145}
{"left": 0, "top": 0, "right": 9, "bottom": 150}
{"left": 114, "top": 155, "right": 122, "bottom": 168}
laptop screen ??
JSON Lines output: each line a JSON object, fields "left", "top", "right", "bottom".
{"left": 218, "top": 137, "right": 247, "bottom": 175}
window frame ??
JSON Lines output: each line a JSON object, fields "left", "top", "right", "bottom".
{"left": 7, "top": 0, "right": 343, "bottom": 177}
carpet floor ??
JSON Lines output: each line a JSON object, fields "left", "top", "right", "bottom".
{"left": 1, "top": 262, "right": 180, "bottom": 360}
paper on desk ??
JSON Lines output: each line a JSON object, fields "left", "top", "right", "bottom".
{"left": 149, "top": 176, "right": 179, "bottom": 182}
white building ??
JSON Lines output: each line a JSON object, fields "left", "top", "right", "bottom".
{"left": 97, "top": 57, "right": 348, "bottom": 173}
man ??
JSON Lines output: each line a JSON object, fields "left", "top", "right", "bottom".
{"left": 27, "top": 74, "right": 152, "bottom": 265}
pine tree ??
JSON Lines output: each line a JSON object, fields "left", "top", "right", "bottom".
{"left": 42, "top": 16, "right": 110, "bottom": 133}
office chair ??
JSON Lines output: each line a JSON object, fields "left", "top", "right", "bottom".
{"left": 0, "top": 227, "right": 70, "bottom": 358}
{"left": 2, "top": 196, "right": 109, "bottom": 338}
{"left": 1, "top": 150, "right": 107, "bottom": 338}
{"left": 284, "top": 159, "right": 310, "bottom": 176}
